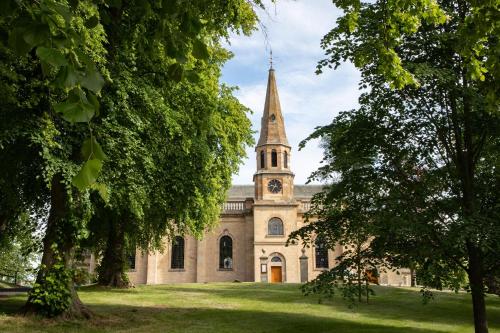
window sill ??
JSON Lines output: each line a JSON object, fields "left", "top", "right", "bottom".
{"left": 313, "top": 267, "right": 329, "bottom": 271}
{"left": 218, "top": 268, "right": 234, "bottom": 271}
{"left": 127, "top": 269, "right": 137, "bottom": 272}
{"left": 265, "top": 235, "right": 284, "bottom": 238}
{"left": 169, "top": 268, "right": 185, "bottom": 272}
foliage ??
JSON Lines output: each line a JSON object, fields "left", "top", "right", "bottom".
{"left": 301, "top": 255, "right": 376, "bottom": 306}
{"left": 0, "top": 238, "right": 40, "bottom": 286}
{"left": 319, "top": 0, "right": 499, "bottom": 97}
{"left": 300, "top": 1, "right": 499, "bottom": 332}
{"left": 1, "top": 0, "right": 260, "bottom": 315}
{"left": 73, "top": 268, "right": 97, "bottom": 286}
{"left": 79, "top": 3, "right": 254, "bottom": 285}
{"left": 288, "top": 175, "right": 379, "bottom": 305}
{"left": 27, "top": 252, "right": 73, "bottom": 317}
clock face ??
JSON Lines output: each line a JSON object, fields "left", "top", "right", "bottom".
{"left": 267, "top": 179, "right": 282, "bottom": 193}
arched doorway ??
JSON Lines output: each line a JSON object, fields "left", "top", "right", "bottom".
{"left": 269, "top": 253, "right": 285, "bottom": 283}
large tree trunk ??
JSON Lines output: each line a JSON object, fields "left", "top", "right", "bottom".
{"left": 468, "top": 243, "right": 488, "bottom": 333}
{"left": 24, "top": 175, "right": 91, "bottom": 318}
{"left": 97, "top": 214, "right": 131, "bottom": 288}
{"left": 448, "top": 58, "right": 489, "bottom": 332}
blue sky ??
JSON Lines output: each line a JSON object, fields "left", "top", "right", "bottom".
{"left": 221, "top": 0, "right": 361, "bottom": 184}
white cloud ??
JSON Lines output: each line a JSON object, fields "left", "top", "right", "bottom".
{"left": 223, "top": 0, "right": 361, "bottom": 184}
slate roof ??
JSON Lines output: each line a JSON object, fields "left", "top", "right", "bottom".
{"left": 226, "top": 184, "right": 323, "bottom": 200}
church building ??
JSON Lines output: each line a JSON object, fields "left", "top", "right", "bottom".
{"left": 121, "top": 67, "right": 411, "bottom": 286}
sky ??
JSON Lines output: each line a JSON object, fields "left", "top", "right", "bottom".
{"left": 221, "top": 0, "right": 361, "bottom": 185}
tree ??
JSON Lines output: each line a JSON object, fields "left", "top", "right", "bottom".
{"left": 289, "top": 175, "right": 379, "bottom": 305}
{"left": 1, "top": 0, "right": 261, "bottom": 318}
{"left": 0, "top": 212, "right": 42, "bottom": 286}
{"left": 297, "top": 1, "right": 499, "bottom": 332}
{"left": 86, "top": 48, "right": 253, "bottom": 287}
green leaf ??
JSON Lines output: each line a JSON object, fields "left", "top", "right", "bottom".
{"left": 23, "top": 24, "right": 50, "bottom": 48}
{"left": 81, "top": 69, "right": 105, "bottom": 93}
{"left": 85, "top": 15, "right": 99, "bottom": 29}
{"left": 185, "top": 70, "right": 200, "bottom": 83}
{"left": 192, "top": 39, "right": 209, "bottom": 60}
{"left": 87, "top": 92, "right": 100, "bottom": 116}
{"left": 56, "top": 65, "right": 80, "bottom": 88}
{"left": 36, "top": 47, "right": 68, "bottom": 67}
{"left": 167, "top": 63, "right": 184, "bottom": 82}
{"left": 72, "top": 159, "right": 103, "bottom": 190}
{"left": 8, "top": 28, "right": 32, "bottom": 56}
{"left": 91, "top": 182, "right": 110, "bottom": 202}
{"left": 52, "top": 2, "right": 72, "bottom": 23}
{"left": 41, "top": 61, "right": 51, "bottom": 77}
{"left": 81, "top": 137, "right": 106, "bottom": 161}
{"left": 54, "top": 90, "right": 95, "bottom": 123}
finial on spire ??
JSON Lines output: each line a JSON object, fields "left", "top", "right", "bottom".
{"left": 269, "top": 49, "right": 273, "bottom": 70}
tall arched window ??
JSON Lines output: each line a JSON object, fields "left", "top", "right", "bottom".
{"left": 127, "top": 251, "right": 136, "bottom": 270}
{"left": 268, "top": 218, "right": 284, "bottom": 235}
{"left": 271, "top": 150, "right": 277, "bottom": 167}
{"left": 171, "top": 236, "right": 184, "bottom": 269}
{"left": 315, "top": 237, "right": 329, "bottom": 268}
{"left": 260, "top": 150, "right": 265, "bottom": 168}
{"left": 284, "top": 151, "right": 288, "bottom": 168}
{"left": 219, "top": 235, "right": 233, "bottom": 269}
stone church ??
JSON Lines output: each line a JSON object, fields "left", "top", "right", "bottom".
{"left": 117, "top": 68, "right": 410, "bottom": 286}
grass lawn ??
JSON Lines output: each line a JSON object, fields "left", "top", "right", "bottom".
{"left": 0, "top": 283, "right": 499, "bottom": 333}
{"left": 0, "top": 281, "right": 17, "bottom": 289}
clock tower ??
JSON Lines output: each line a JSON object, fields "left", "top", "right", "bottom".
{"left": 253, "top": 67, "right": 294, "bottom": 201}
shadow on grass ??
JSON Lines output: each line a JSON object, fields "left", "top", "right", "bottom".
{"left": 1, "top": 284, "right": 498, "bottom": 333}
{"left": 0, "top": 300, "right": 448, "bottom": 333}
{"left": 129, "top": 283, "right": 500, "bottom": 329}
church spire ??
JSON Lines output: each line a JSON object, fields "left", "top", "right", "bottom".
{"left": 257, "top": 67, "right": 290, "bottom": 147}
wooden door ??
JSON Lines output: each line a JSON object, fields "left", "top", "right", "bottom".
{"left": 271, "top": 266, "right": 282, "bottom": 283}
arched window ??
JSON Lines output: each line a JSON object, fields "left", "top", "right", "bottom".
{"left": 315, "top": 237, "right": 329, "bottom": 268}
{"left": 171, "top": 236, "right": 184, "bottom": 269}
{"left": 284, "top": 151, "right": 288, "bottom": 168}
{"left": 219, "top": 235, "right": 233, "bottom": 269}
{"left": 271, "top": 256, "right": 282, "bottom": 263}
{"left": 268, "top": 218, "right": 284, "bottom": 235}
{"left": 271, "top": 149, "right": 277, "bottom": 167}
{"left": 260, "top": 150, "right": 265, "bottom": 168}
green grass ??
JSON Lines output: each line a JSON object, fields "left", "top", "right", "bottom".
{"left": 0, "top": 283, "right": 499, "bottom": 333}
{"left": 0, "top": 281, "right": 18, "bottom": 289}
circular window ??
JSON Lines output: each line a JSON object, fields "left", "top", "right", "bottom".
{"left": 270, "top": 114, "right": 276, "bottom": 122}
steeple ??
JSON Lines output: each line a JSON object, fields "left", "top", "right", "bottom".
{"left": 254, "top": 65, "right": 294, "bottom": 202}
{"left": 257, "top": 68, "right": 290, "bottom": 147}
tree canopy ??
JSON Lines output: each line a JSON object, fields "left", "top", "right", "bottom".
{"left": 0, "top": 0, "right": 261, "bottom": 318}
{"left": 292, "top": 1, "right": 499, "bottom": 333}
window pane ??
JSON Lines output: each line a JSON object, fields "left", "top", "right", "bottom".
{"left": 315, "top": 237, "right": 329, "bottom": 268}
{"left": 171, "top": 236, "right": 184, "bottom": 269}
{"left": 219, "top": 236, "right": 233, "bottom": 269}
{"left": 268, "top": 218, "right": 283, "bottom": 235}
{"left": 128, "top": 251, "right": 136, "bottom": 270}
